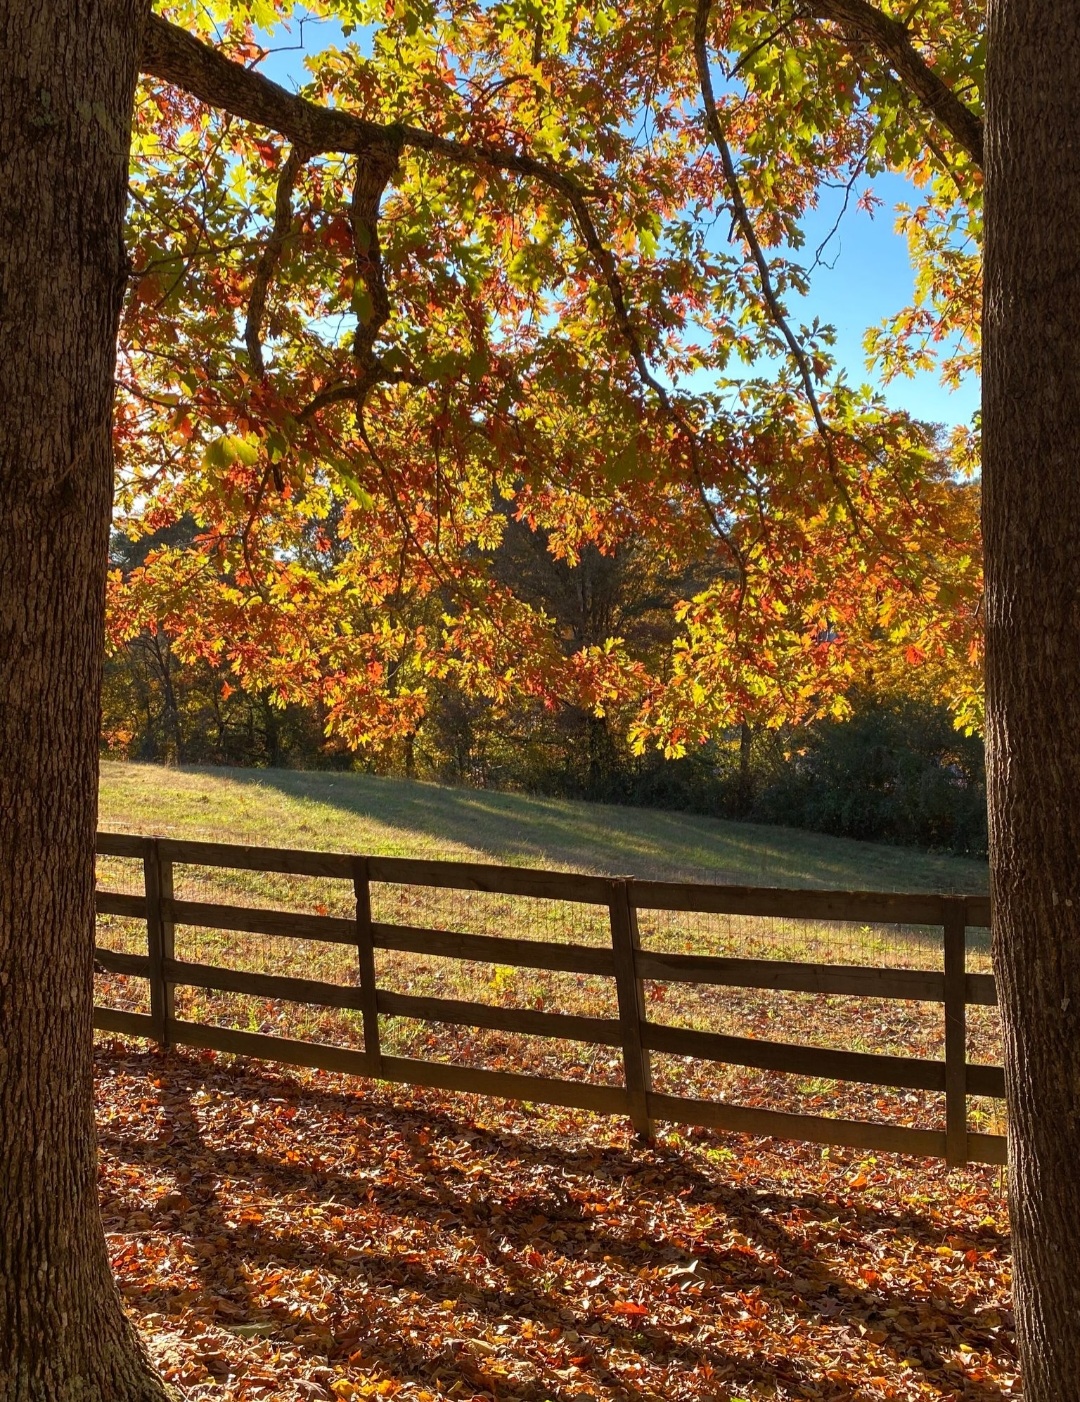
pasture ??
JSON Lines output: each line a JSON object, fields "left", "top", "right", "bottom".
{"left": 96, "top": 761, "right": 1000, "bottom": 1131}
{"left": 99, "top": 761, "right": 990, "bottom": 893}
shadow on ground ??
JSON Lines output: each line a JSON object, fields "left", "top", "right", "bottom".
{"left": 97, "top": 1042, "right": 1014, "bottom": 1401}
{"left": 123, "top": 760, "right": 990, "bottom": 895}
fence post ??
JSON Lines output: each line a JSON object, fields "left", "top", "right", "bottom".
{"left": 943, "top": 895, "right": 968, "bottom": 1166}
{"left": 354, "top": 856, "right": 382, "bottom": 1078}
{"left": 143, "top": 837, "right": 175, "bottom": 1048}
{"left": 609, "top": 878, "right": 654, "bottom": 1142}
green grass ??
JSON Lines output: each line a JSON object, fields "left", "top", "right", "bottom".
{"left": 99, "top": 759, "right": 989, "bottom": 893}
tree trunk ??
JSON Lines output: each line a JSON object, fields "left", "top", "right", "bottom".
{"left": 735, "top": 720, "right": 754, "bottom": 817}
{"left": 983, "top": 3, "right": 1080, "bottom": 1397}
{"left": 153, "top": 633, "right": 185, "bottom": 764}
{"left": 0, "top": 4, "right": 168, "bottom": 1397}
{"left": 403, "top": 729, "right": 416, "bottom": 779}
{"left": 262, "top": 694, "right": 281, "bottom": 767}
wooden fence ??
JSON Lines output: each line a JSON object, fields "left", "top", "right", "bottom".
{"left": 93, "top": 833, "right": 1006, "bottom": 1167}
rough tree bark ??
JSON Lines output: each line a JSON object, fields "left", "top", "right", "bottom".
{"left": 983, "top": 3, "right": 1080, "bottom": 1398}
{"left": 0, "top": 3, "right": 169, "bottom": 1397}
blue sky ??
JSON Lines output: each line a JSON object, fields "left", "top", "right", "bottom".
{"left": 789, "top": 174, "right": 978, "bottom": 428}
{"left": 256, "top": 16, "right": 979, "bottom": 431}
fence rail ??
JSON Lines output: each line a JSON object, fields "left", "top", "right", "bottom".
{"left": 93, "top": 832, "right": 1005, "bottom": 1167}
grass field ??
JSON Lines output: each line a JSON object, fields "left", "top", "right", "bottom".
{"left": 95, "top": 761, "right": 1002, "bottom": 1140}
{"left": 99, "top": 760, "right": 990, "bottom": 894}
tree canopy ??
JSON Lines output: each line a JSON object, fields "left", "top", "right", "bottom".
{"left": 111, "top": 0, "right": 985, "bottom": 765}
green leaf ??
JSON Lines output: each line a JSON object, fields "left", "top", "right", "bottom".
{"left": 327, "top": 455, "right": 375, "bottom": 510}
{"left": 265, "top": 429, "right": 289, "bottom": 464}
{"left": 351, "top": 285, "right": 374, "bottom": 324}
{"left": 204, "top": 434, "right": 260, "bottom": 469}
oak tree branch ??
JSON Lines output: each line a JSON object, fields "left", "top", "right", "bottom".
{"left": 245, "top": 144, "right": 309, "bottom": 378}
{"left": 350, "top": 148, "right": 399, "bottom": 376}
{"left": 794, "top": 0, "right": 983, "bottom": 165}
{"left": 141, "top": 10, "right": 746, "bottom": 584}
{"left": 141, "top": 13, "right": 399, "bottom": 156}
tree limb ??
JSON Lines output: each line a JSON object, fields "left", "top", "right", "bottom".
{"left": 141, "top": 10, "right": 746, "bottom": 585}
{"left": 296, "top": 364, "right": 427, "bottom": 422}
{"left": 794, "top": 0, "right": 983, "bottom": 165}
{"left": 141, "top": 13, "right": 400, "bottom": 157}
{"left": 245, "top": 145, "right": 309, "bottom": 377}
{"left": 141, "top": 16, "right": 602, "bottom": 207}
{"left": 350, "top": 148, "right": 399, "bottom": 376}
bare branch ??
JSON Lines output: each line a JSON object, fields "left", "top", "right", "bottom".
{"left": 295, "top": 148, "right": 404, "bottom": 421}
{"left": 245, "top": 145, "right": 309, "bottom": 376}
{"left": 350, "top": 148, "right": 399, "bottom": 375}
{"left": 793, "top": 0, "right": 983, "bottom": 165}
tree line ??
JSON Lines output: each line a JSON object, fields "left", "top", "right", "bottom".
{"left": 107, "top": 520, "right": 988, "bottom": 855}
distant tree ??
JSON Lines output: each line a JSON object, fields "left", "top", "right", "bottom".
{"left": 752, "top": 693, "right": 987, "bottom": 853}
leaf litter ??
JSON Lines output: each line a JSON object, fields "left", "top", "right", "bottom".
{"left": 96, "top": 1039, "right": 1016, "bottom": 1402}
